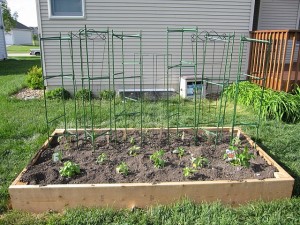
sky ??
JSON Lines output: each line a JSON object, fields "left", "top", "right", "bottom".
{"left": 6, "top": 0, "right": 38, "bottom": 27}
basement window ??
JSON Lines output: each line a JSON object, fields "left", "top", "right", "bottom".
{"left": 49, "top": 0, "right": 84, "bottom": 18}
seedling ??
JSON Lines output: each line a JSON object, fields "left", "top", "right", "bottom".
{"left": 150, "top": 149, "right": 166, "bottom": 168}
{"left": 96, "top": 153, "right": 108, "bottom": 164}
{"left": 52, "top": 151, "right": 62, "bottom": 163}
{"left": 116, "top": 162, "right": 129, "bottom": 175}
{"left": 224, "top": 146, "right": 254, "bottom": 168}
{"left": 191, "top": 156, "right": 209, "bottom": 168}
{"left": 59, "top": 161, "right": 80, "bottom": 178}
{"left": 129, "top": 137, "right": 135, "bottom": 145}
{"left": 183, "top": 167, "right": 197, "bottom": 177}
{"left": 231, "top": 136, "right": 241, "bottom": 146}
{"left": 128, "top": 145, "right": 140, "bottom": 156}
{"left": 172, "top": 147, "right": 185, "bottom": 158}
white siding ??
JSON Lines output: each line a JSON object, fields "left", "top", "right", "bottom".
{"left": 5, "top": 30, "right": 32, "bottom": 45}
{"left": 38, "top": 0, "right": 253, "bottom": 91}
{"left": 258, "top": 0, "right": 300, "bottom": 30}
{"left": 0, "top": 5, "right": 7, "bottom": 60}
{"left": 258, "top": 0, "right": 300, "bottom": 63}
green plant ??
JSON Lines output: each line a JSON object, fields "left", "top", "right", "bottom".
{"left": 99, "top": 90, "right": 116, "bottom": 100}
{"left": 172, "top": 147, "right": 185, "bottom": 158}
{"left": 128, "top": 145, "right": 140, "bottom": 156}
{"left": 59, "top": 161, "right": 80, "bottom": 178}
{"left": 191, "top": 156, "right": 209, "bottom": 168}
{"left": 116, "top": 162, "right": 129, "bottom": 175}
{"left": 150, "top": 149, "right": 166, "bottom": 168}
{"left": 224, "top": 81, "right": 300, "bottom": 123}
{"left": 25, "top": 65, "right": 43, "bottom": 89}
{"left": 231, "top": 136, "right": 241, "bottom": 146}
{"left": 183, "top": 167, "right": 197, "bottom": 177}
{"left": 96, "top": 153, "right": 108, "bottom": 164}
{"left": 224, "top": 146, "right": 254, "bottom": 168}
{"left": 75, "top": 89, "right": 93, "bottom": 100}
{"left": 45, "top": 87, "right": 71, "bottom": 100}
{"left": 129, "top": 137, "right": 135, "bottom": 145}
{"left": 52, "top": 151, "right": 62, "bottom": 163}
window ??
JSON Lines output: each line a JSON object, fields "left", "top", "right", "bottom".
{"left": 49, "top": 0, "right": 84, "bottom": 18}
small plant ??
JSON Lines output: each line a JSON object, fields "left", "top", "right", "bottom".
{"left": 75, "top": 89, "right": 93, "bottom": 100}
{"left": 116, "top": 162, "right": 129, "bottom": 175}
{"left": 231, "top": 136, "right": 241, "bottom": 146}
{"left": 59, "top": 161, "right": 80, "bottom": 178}
{"left": 99, "top": 90, "right": 116, "bottom": 100}
{"left": 150, "top": 149, "right": 166, "bottom": 168}
{"left": 52, "top": 151, "right": 62, "bottom": 163}
{"left": 25, "top": 66, "right": 43, "bottom": 89}
{"left": 128, "top": 145, "right": 140, "bottom": 156}
{"left": 129, "top": 137, "right": 135, "bottom": 145}
{"left": 45, "top": 87, "right": 71, "bottom": 100}
{"left": 172, "top": 147, "right": 185, "bottom": 158}
{"left": 191, "top": 156, "right": 209, "bottom": 168}
{"left": 224, "top": 146, "right": 254, "bottom": 168}
{"left": 96, "top": 153, "right": 108, "bottom": 164}
{"left": 183, "top": 167, "right": 197, "bottom": 177}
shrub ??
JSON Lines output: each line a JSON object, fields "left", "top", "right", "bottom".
{"left": 45, "top": 87, "right": 71, "bottom": 100}
{"left": 99, "top": 90, "right": 116, "bottom": 100}
{"left": 75, "top": 89, "right": 93, "bottom": 100}
{"left": 224, "top": 81, "right": 300, "bottom": 123}
{"left": 25, "top": 66, "right": 43, "bottom": 89}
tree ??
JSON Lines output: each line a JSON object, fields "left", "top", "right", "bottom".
{"left": 1, "top": 1, "right": 18, "bottom": 32}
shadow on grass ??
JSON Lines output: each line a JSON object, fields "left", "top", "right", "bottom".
{"left": 254, "top": 139, "right": 300, "bottom": 197}
{"left": 0, "top": 57, "right": 41, "bottom": 76}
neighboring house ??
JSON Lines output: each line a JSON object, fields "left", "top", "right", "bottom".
{"left": 0, "top": 0, "right": 7, "bottom": 60}
{"left": 5, "top": 21, "right": 32, "bottom": 45}
{"left": 35, "top": 0, "right": 300, "bottom": 92}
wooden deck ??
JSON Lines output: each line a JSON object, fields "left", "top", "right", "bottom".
{"left": 248, "top": 30, "right": 300, "bottom": 92}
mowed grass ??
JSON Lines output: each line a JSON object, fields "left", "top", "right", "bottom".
{"left": 0, "top": 57, "right": 300, "bottom": 223}
{"left": 6, "top": 45, "right": 40, "bottom": 54}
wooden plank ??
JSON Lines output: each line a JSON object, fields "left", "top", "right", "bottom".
{"left": 286, "top": 33, "right": 297, "bottom": 92}
{"left": 266, "top": 32, "right": 274, "bottom": 89}
{"left": 278, "top": 32, "right": 288, "bottom": 91}
{"left": 9, "top": 128, "right": 294, "bottom": 213}
{"left": 272, "top": 32, "right": 282, "bottom": 90}
{"left": 294, "top": 31, "right": 300, "bottom": 88}
{"left": 251, "top": 32, "right": 259, "bottom": 84}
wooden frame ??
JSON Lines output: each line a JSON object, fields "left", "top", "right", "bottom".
{"left": 9, "top": 128, "right": 294, "bottom": 213}
{"left": 249, "top": 30, "right": 300, "bottom": 92}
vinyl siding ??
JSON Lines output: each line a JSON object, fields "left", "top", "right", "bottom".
{"left": 258, "top": 0, "right": 300, "bottom": 63}
{"left": 38, "top": 0, "right": 253, "bottom": 91}
{"left": 0, "top": 6, "right": 7, "bottom": 60}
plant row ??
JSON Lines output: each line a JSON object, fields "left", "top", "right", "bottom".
{"left": 54, "top": 136, "right": 254, "bottom": 179}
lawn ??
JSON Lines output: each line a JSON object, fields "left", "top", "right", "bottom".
{"left": 0, "top": 57, "right": 299, "bottom": 224}
{"left": 6, "top": 45, "right": 40, "bottom": 54}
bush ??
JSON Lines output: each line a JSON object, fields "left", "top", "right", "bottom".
{"left": 25, "top": 66, "right": 43, "bottom": 89}
{"left": 45, "top": 88, "right": 71, "bottom": 100}
{"left": 224, "top": 81, "right": 300, "bottom": 123}
{"left": 99, "top": 90, "right": 116, "bottom": 100}
{"left": 75, "top": 89, "right": 93, "bottom": 100}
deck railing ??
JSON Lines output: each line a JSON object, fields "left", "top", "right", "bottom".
{"left": 248, "top": 30, "right": 300, "bottom": 92}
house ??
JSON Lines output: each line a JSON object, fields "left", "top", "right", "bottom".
{"left": 0, "top": 0, "right": 7, "bottom": 60}
{"left": 5, "top": 21, "right": 32, "bottom": 45}
{"left": 35, "top": 0, "right": 300, "bottom": 93}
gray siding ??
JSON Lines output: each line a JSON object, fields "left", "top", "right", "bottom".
{"left": 38, "top": 0, "right": 253, "bottom": 92}
{"left": 258, "top": 0, "right": 300, "bottom": 30}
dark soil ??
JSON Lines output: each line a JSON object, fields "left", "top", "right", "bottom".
{"left": 20, "top": 129, "right": 277, "bottom": 185}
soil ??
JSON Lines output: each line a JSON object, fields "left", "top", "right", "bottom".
{"left": 20, "top": 129, "right": 277, "bottom": 185}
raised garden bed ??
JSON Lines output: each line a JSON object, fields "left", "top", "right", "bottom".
{"left": 9, "top": 128, "right": 294, "bottom": 213}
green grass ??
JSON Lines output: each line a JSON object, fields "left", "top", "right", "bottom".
{"left": 0, "top": 57, "right": 300, "bottom": 223}
{"left": 6, "top": 45, "right": 40, "bottom": 54}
